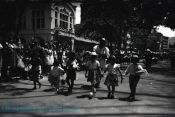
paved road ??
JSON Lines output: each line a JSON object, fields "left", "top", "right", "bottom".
{"left": 0, "top": 61, "right": 175, "bottom": 117}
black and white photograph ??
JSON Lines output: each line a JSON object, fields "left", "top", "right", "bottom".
{"left": 0, "top": 0, "right": 175, "bottom": 116}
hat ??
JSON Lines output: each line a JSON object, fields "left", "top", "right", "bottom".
{"left": 100, "top": 38, "right": 106, "bottom": 43}
{"left": 91, "top": 52, "right": 97, "bottom": 56}
{"left": 146, "top": 49, "right": 151, "bottom": 51}
{"left": 132, "top": 55, "right": 138, "bottom": 58}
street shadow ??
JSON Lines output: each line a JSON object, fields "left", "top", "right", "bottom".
{"left": 97, "top": 89, "right": 175, "bottom": 99}
{"left": 1, "top": 111, "right": 175, "bottom": 117}
{"left": 149, "top": 67, "right": 175, "bottom": 77}
{"left": 98, "top": 97, "right": 111, "bottom": 100}
{"left": 9, "top": 88, "right": 33, "bottom": 96}
{"left": 76, "top": 94, "right": 90, "bottom": 99}
{"left": 81, "top": 85, "right": 91, "bottom": 90}
{"left": 118, "top": 97, "right": 140, "bottom": 102}
{"left": 43, "top": 88, "right": 55, "bottom": 92}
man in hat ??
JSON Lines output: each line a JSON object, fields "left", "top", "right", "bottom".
{"left": 93, "top": 38, "right": 110, "bottom": 87}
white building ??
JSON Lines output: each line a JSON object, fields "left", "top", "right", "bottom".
{"left": 17, "top": 0, "right": 95, "bottom": 51}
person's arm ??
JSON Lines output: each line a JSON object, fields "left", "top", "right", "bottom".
{"left": 124, "top": 64, "right": 131, "bottom": 76}
{"left": 97, "top": 61, "right": 103, "bottom": 77}
{"left": 39, "top": 65, "right": 42, "bottom": 74}
{"left": 117, "top": 67, "right": 123, "bottom": 83}
{"left": 135, "top": 65, "right": 144, "bottom": 75}
{"left": 105, "top": 47, "right": 110, "bottom": 58}
{"left": 60, "top": 67, "right": 65, "bottom": 75}
{"left": 85, "top": 61, "right": 89, "bottom": 78}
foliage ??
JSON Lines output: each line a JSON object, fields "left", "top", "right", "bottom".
{"left": 77, "top": 0, "right": 175, "bottom": 50}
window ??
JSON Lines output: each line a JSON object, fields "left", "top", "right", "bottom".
{"left": 69, "top": 16, "right": 73, "bottom": 30}
{"left": 60, "top": 13, "right": 68, "bottom": 29}
{"left": 55, "top": 8, "right": 58, "bottom": 27}
{"left": 59, "top": 8, "right": 69, "bottom": 30}
{"left": 20, "top": 15, "right": 26, "bottom": 30}
{"left": 32, "top": 10, "right": 45, "bottom": 29}
{"left": 59, "top": 8, "right": 74, "bottom": 32}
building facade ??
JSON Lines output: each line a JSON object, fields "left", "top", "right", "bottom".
{"left": 17, "top": 0, "right": 96, "bottom": 51}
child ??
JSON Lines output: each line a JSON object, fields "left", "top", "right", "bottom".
{"left": 30, "top": 57, "right": 42, "bottom": 89}
{"left": 48, "top": 60, "right": 65, "bottom": 93}
{"left": 85, "top": 52, "right": 102, "bottom": 99}
{"left": 124, "top": 55, "right": 145, "bottom": 101}
{"left": 66, "top": 51, "right": 78, "bottom": 94}
{"left": 104, "top": 55, "right": 123, "bottom": 99}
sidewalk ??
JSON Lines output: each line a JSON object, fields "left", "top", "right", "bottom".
{"left": 0, "top": 61, "right": 175, "bottom": 117}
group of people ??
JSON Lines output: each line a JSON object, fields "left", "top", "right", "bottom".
{"left": 46, "top": 38, "right": 147, "bottom": 101}
{"left": 0, "top": 37, "right": 148, "bottom": 101}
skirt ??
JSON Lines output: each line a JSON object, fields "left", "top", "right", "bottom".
{"left": 104, "top": 74, "right": 118, "bottom": 86}
{"left": 87, "top": 70, "right": 100, "bottom": 85}
{"left": 29, "top": 70, "right": 41, "bottom": 82}
{"left": 48, "top": 75, "right": 60, "bottom": 85}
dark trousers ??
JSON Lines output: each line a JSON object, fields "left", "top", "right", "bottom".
{"left": 129, "top": 75, "right": 140, "bottom": 98}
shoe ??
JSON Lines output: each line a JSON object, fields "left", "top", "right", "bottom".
{"left": 89, "top": 92, "right": 94, "bottom": 99}
{"left": 128, "top": 97, "right": 135, "bottom": 102}
{"left": 32, "top": 87, "right": 37, "bottom": 90}
{"left": 110, "top": 94, "right": 115, "bottom": 99}
{"left": 39, "top": 84, "right": 42, "bottom": 89}
{"left": 56, "top": 89, "right": 60, "bottom": 94}
{"left": 107, "top": 93, "right": 111, "bottom": 98}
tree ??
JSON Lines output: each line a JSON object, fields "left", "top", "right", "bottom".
{"left": 76, "top": 0, "right": 175, "bottom": 50}
{"left": 0, "top": 0, "right": 29, "bottom": 43}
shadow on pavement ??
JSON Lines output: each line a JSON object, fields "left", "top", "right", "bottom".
{"left": 149, "top": 67, "right": 175, "bottom": 77}
{"left": 97, "top": 90, "right": 175, "bottom": 99}
{"left": 0, "top": 84, "right": 33, "bottom": 96}
{"left": 76, "top": 94, "right": 90, "bottom": 99}
{"left": 0, "top": 111, "right": 175, "bottom": 117}
{"left": 118, "top": 97, "right": 140, "bottom": 102}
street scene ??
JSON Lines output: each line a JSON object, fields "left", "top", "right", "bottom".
{"left": 0, "top": 0, "right": 175, "bottom": 117}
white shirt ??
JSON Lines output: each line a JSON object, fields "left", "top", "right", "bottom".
{"left": 125, "top": 63, "right": 143, "bottom": 75}
{"left": 106, "top": 63, "right": 120, "bottom": 75}
{"left": 93, "top": 45, "right": 110, "bottom": 58}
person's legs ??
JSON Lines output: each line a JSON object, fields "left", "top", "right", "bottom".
{"left": 129, "top": 75, "right": 140, "bottom": 100}
{"left": 129, "top": 75, "right": 135, "bottom": 98}
{"left": 132, "top": 76, "right": 140, "bottom": 98}
{"left": 1, "top": 65, "right": 8, "bottom": 81}
{"left": 36, "top": 80, "right": 41, "bottom": 88}
{"left": 70, "top": 79, "right": 74, "bottom": 93}
{"left": 111, "top": 86, "right": 115, "bottom": 99}
{"left": 66, "top": 77, "right": 71, "bottom": 92}
{"left": 107, "top": 86, "right": 111, "bottom": 98}
{"left": 33, "top": 81, "right": 37, "bottom": 89}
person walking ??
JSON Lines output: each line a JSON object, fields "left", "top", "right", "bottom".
{"left": 85, "top": 52, "right": 102, "bottom": 99}
{"left": 124, "top": 55, "right": 145, "bottom": 101}
{"left": 65, "top": 51, "right": 78, "bottom": 95}
{"left": 30, "top": 57, "right": 42, "bottom": 89}
{"left": 104, "top": 55, "right": 123, "bottom": 99}
{"left": 48, "top": 60, "right": 65, "bottom": 93}
{"left": 93, "top": 38, "right": 110, "bottom": 88}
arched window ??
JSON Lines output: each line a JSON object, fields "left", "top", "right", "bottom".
{"left": 59, "top": 7, "right": 74, "bottom": 31}
{"left": 60, "top": 8, "right": 69, "bottom": 30}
